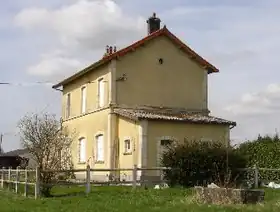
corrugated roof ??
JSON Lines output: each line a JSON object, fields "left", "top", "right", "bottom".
{"left": 52, "top": 26, "right": 218, "bottom": 89}
{"left": 0, "top": 148, "right": 29, "bottom": 156}
{"left": 114, "top": 108, "right": 236, "bottom": 126}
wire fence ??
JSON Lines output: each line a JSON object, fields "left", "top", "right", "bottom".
{"left": 0, "top": 165, "right": 170, "bottom": 199}
{"left": 1, "top": 165, "right": 280, "bottom": 199}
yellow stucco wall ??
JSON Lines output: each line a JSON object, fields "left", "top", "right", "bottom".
{"left": 57, "top": 33, "right": 229, "bottom": 181}
{"left": 62, "top": 64, "right": 110, "bottom": 119}
{"left": 117, "top": 116, "right": 139, "bottom": 179}
{"left": 116, "top": 35, "right": 208, "bottom": 110}
{"left": 61, "top": 64, "right": 111, "bottom": 175}
{"left": 146, "top": 120, "right": 229, "bottom": 175}
{"left": 64, "top": 108, "right": 109, "bottom": 171}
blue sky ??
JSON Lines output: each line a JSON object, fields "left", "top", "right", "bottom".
{"left": 1, "top": 0, "right": 280, "bottom": 151}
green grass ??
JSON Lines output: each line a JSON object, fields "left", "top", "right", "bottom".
{"left": 0, "top": 186, "right": 280, "bottom": 212}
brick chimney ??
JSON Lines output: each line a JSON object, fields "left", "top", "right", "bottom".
{"left": 146, "top": 12, "right": 161, "bottom": 35}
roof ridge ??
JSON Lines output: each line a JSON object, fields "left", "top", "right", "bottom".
{"left": 52, "top": 26, "right": 218, "bottom": 89}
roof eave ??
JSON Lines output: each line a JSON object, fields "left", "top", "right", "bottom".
{"left": 52, "top": 59, "right": 107, "bottom": 89}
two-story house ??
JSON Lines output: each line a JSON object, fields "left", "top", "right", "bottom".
{"left": 52, "top": 13, "right": 236, "bottom": 181}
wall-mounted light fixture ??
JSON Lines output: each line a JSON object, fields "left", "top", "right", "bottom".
{"left": 116, "top": 73, "right": 127, "bottom": 81}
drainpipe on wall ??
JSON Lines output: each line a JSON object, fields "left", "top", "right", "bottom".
{"left": 108, "top": 59, "right": 117, "bottom": 176}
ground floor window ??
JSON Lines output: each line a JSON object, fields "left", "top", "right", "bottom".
{"left": 78, "top": 137, "right": 86, "bottom": 163}
{"left": 96, "top": 134, "right": 104, "bottom": 162}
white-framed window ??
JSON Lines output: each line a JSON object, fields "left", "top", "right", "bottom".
{"left": 96, "top": 134, "right": 104, "bottom": 162}
{"left": 124, "top": 138, "right": 132, "bottom": 154}
{"left": 98, "top": 78, "right": 105, "bottom": 108}
{"left": 66, "top": 93, "right": 71, "bottom": 118}
{"left": 81, "top": 86, "right": 87, "bottom": 113}
{"left": 78, "top": 137, "right": 86, "bottom": 163}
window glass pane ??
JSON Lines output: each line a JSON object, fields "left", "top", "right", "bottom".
{"left": 124, "top": 139, "right": 131, "bottom": 153}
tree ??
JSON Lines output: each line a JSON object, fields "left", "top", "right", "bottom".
{"left": 161, "top": 139, "right": 247, "bottom": 188}
{"left": 236, "top": 134, "right": 280, "bottom": 183}
{"left": 18, "top": 113, "right": 76, "bottom": 197}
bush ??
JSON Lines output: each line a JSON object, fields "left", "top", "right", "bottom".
{"left": 161, "top": 139, "right": 247, "bottom": 188}
{"left": 236, "top": 134, "right": 280, "bottom": 183}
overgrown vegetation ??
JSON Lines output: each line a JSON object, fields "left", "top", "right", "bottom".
{"left": 162, "top": 140, "right": 246, "bottom": 187}
{"left": 161, "top": 139, "right": 247, "bottom": 188}
{"left": 18, "top": 113, "right": 77, "bottom": 197}
{"left": 0, "top": 186, "right": 279, "bottom": 212}
{"left": 236, "top": 134, "right": 280, "bottom": 183}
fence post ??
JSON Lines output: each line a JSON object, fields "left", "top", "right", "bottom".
{"left": 1, "top": 167, "right": 4, "bottom": 189}
{"left": 8, "top": 167, "right": 11, "bottom": 191}
{"left": 15, "top": 166, "right": 19, "bottom": 194}
{"left": 86, "top": 165, "right": 91, "bottom": 194}
{"left": 24, "top": 168, "right": 28, "bottom": 197}
{"left": 254, "top": 164, "right": 259, "bottom": 188}
{"left": 132, "top": 164, "right": 137, "bottom": 189}
{"left": 35, "top": 166, "right": 40, "bottom": 199}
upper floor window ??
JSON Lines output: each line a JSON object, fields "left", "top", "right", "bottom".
{"left": 81, "top": 86, "right": 87, "bottom": 113}
{"left": 98, "top": 78, "right": 105, "bottom": 108}
{"left": 66, "top": 93, "right": 71, "bottom": 118}
{"left": 78, "top": 137, "right": 86, "bottom": 163}
{"left": 96, "top": 134, "right": 104, "bottom": 162}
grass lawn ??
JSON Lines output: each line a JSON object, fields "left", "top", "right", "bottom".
{"left": 1, "top": 186, "right": 280, "bottom": 212}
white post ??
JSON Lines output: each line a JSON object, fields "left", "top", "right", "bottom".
{"left": 86, "top": 165, "right": 91, "bottom": 194}
{"left": 24, "top": 168, "right": 28, "bottom": 197}
{"left": 15, "top": 166, "right": 19, "bottom": 193}
{"left": 35, "top": 167, "right": 40, "bottom": 199}
{"left": 1, "top": 167, "right": 4, "bottom": 189}
{"left": 132, "top": 164, "right": 137, "bottom": 189}
{"left": 254, "top": 164, "right": 259, "bottom": 188}
{"left": 8, "top": 167, "right": 11, "bottom": 191}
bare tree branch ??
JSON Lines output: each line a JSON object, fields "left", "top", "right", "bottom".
{"left": 18, "top": 112, "right": 77, "bottom": 196}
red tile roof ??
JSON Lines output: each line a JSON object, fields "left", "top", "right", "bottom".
{"left": 114, "top": 108, "right": 236, "bottom": 126}
{"left": 53, "top": 26, "right": 219, "bottom": 89}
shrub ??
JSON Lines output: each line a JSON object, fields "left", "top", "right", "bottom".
{"left": 236, "top": 134, "right": 280, "bottom": 183}
{"left": 161, "top": 139, "right": 247, "bottom": 188}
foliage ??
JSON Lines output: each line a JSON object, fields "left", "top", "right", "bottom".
{"left": 18, "top": 113, "right": 76, "bottom": 197}
{"left": 161, "top": 139, "right": 247, "bottom": 188}
{"left": 236, "top": 134, "right": 280, "bottom": 183}
{"left": 0, "top": 187, "right": 279, "bottom": 212}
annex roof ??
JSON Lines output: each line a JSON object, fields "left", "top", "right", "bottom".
{"left": 114, "top": 107, "right": 236, "bottom": 126}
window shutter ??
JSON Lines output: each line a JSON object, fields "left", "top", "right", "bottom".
{"left": 96, "top": 135, "right": 104, "bottom": 161}
{"left": 79, "top": 138, "right": 86, "bottom": 163}
{"left": 81, "top": 87, "right": 86, "bottom": 113}
{"left": 98, "top": 79, "right": 105, "bottom": 107}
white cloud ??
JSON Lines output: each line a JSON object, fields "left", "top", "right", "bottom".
{"left": 224, "top": 83, "right": 280, "bottom": 116}
{"left": 15, "top": 0, "right": 145, "bottom": 49}
{"left": 15, "top": 0, "right": 146, "bottom": 78}
{"left": 27, "top": 51, "right": 83, "bottom": 78}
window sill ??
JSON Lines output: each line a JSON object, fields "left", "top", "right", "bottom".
{"left": 95, "top": 161, "right": 105, "bottom": 164}
{"left": 123, "top": 152, "right": 132, "bottom": 155}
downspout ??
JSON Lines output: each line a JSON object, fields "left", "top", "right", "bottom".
{"left": 108, "top": 59, "right": 117, "bottom": 173}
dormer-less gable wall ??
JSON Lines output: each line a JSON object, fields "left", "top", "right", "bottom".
{"left": 115, "top": 35, "right": 208, "bottom": 111}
